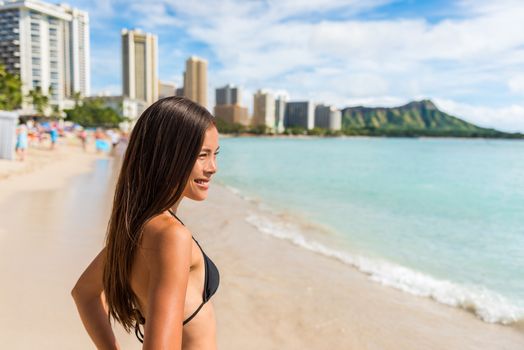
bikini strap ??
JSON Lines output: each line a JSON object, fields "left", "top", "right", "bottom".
{"left": 168, "top": 209, "right": 185, "bottom": 226}
{"left": 182, "top": 301, "right": 206, "bottom": 326}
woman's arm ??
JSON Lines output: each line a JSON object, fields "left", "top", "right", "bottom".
{"left": 141, "top": 224, "right": 193, "bottom": 350}
{"left": 71, "top": 248, "right": 120, "bottom": 350}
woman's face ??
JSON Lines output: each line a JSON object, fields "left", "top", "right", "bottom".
{"left": 183, "top": 126, "right": 220, "bottom": 201}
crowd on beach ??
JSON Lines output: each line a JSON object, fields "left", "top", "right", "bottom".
{"left": 14, "top": 119, "right": 127, "bottom": 161}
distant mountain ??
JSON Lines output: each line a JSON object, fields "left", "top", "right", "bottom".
{"left": 342, "top": 100, "right": 479, "bottom": 131}
{"left": 341, "top": 100, "right": 522, "bottom": 138}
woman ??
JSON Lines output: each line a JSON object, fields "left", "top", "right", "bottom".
{"left": 72, "top": 97, "right": 220, "bottom": 349}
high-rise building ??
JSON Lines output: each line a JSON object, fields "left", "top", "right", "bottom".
{"left": 0, "top": 0, "right": 90, "bottom": 110}
{"left": 285, "top": 101, "right": 315, "bottom": 130}
{"left": 215, "top": 84, "right": 240, "bottom": 106}
{"left": 183, "top": 56, "right": 207, "bottom": 108}
{"left": 158, "top": 81, "right": 176, "bottom": 99}
{"left": 214, "top": 104, "right": 249, "bottom": 126}
{"left": 274, "top": 95, "right": 287, "bottom": 133}
{"left": 175, "top": 87, "right": 184, "bottom": 97}
{"left": 315, "top": 104, "right": 342, "bottom": 130}
{"left": 253, "top": 89, "right": 275, "bottom": 130}
{"left": 122, "top": 28, "right": 158, "bottom": 105}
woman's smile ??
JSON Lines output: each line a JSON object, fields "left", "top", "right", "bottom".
{"left": 194, "top": 178, "right": 210, "bottom": 190}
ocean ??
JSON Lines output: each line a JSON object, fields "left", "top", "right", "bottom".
{"left": 214, "top": 136, "right": 524, "bottom": 325}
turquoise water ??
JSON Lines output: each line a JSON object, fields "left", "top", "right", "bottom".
{"left": 215, "top": 136, "right": 524, "bottom": 324}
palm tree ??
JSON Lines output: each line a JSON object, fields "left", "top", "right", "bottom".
{"left": 0, "top": 64, "right": 23, "bottom": 110}
{"left": 27, "top": 86, "right": 49, "bottom": 116}
{"left": 72, "top": 91, "right": 82, "bottom": 107}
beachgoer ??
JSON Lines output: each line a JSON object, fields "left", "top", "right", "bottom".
{"left": 78, "top": 128, "right": 88, "bottom": 151}
{"left": 108, "top": 129, "right": 121, "bottom": 156}
{"left": 72, "top": 97, "right": 220, "bottom": 349}
{"left": 15, "top": 124, "right": 28, "bottom": 161}
{"left": 94, "top": 128, "right": 109, "bottom": 153}
{"left": 49, "top": 126, "right": 58, "bottom": 150}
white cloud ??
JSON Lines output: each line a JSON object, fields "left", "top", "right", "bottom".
{"left": 508, "top": 75, "right": 524, "bottom": 95}
{"left": 434, "top": 98, "right": 524, "bottom": 133}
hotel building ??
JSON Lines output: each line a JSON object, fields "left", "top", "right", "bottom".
{"left": 274, "top": 95, "right": 287, "bottom": 133}
{"left": 0, "top": 0, "right": 90, "bottom": 110}
{"left": 216, "top": 84, "right": 240, "bottom": 106}
{"left": 214, "top": 84, "right": 248, "bottom": 126}
{"left": 315, "top": 104, "right": 342, "bottom": 130}
{"left": 183, "top": 56, "right": 207, "bottom": 108}
{"left": 285, "top": 101, "right": 315, "bottom": 130}
{"left": 252, "top": 89, "right": 275, "bottom": 131}
{"left": 122, "top": 28, "right": 158, "bottom": 105}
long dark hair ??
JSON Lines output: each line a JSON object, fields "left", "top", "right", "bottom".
{"left": 103, "top": 97, "right": 215, "bottom": 331}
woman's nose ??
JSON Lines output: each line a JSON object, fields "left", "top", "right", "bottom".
{"left": 206, "top": 157, "right": 217, "bottom": 174}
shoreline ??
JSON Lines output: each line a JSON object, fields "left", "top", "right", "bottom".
{"left": 223, "top": 182, "right": 524, "bottom": 327}
{"left": 180, "top": 182, "right": 524, "bottom": 349}
{"left": 219, "top": 133, "right": 524, "bottom": 141}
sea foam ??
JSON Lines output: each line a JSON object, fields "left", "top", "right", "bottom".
{"left": 245, "top": 212, "right": 524, "bottom": 325}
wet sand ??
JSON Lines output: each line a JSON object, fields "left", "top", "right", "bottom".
{"left": 0, "top": 150, "right": 523, "bottom": 349}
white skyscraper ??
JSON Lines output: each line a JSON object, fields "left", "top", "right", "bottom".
{"left": 0, "top": 0, "right": 90, "bottom": 110}
{"left": 274, "top": 95, "right": 287, "bottom": 133}
{"left": 183, "top": 56, "right": 207, "bottom": 108}
{"left": 122, "top": 29, "right": 158, "bottom": 105}
{"left": 253, "top": 89, "right": 275, "bottom": 131}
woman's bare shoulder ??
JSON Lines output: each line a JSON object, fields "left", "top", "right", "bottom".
{"left": 140, "top": 213, "right": 192, "bottom": 253}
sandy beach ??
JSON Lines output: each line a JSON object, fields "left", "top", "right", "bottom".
{"left": 0, "top": 144, "right": 523, "bottom": 349}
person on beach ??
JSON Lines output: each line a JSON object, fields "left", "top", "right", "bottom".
{"left": 49, "top": 125, "right": 59, "bottom": 150}
{"left": 72, "top": 96, "right": 220, "bottom": 349}
{"left": 94, "top": 128, "right": 110, "bottom": 153}
{"left": 108, "top": 129, "right": 121, "bottom": 156}
{"left": 78, "top": 128, "right": 88, "bottom": 151}
{"left": 15, "top": 124, "right": 28, "bottom": 161}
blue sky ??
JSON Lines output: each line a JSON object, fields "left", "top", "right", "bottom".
{"left": 67, "top": 0, "right": 524, "bottom": 132}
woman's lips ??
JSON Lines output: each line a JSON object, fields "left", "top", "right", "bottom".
{"left": 194, "top": 178, "right": 210, "bottom": 190}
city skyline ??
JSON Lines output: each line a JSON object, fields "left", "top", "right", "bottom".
{"left": 6, "top": 0, "right": 524, "bottom": 132}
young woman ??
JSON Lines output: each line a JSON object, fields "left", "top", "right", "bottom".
{"left": 72, "top": 97, "right": 220, "bottom": 349}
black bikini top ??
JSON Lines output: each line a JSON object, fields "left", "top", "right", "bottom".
{"left": 134, "top": 210, "right": 220, "bottom": 343}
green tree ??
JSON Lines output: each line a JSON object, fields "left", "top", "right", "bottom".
{"left": 27, "top": 86, "right": 49, "bottom": 115}
{"left": 0, "top": 64, "right": 23, "bottom": 110}
{"left": 307, "top": 127, "right": 326, "bottom": 136}
{"left": 72, "top": 91, "right": 82, "bottom": 107}
{"left": 284, "top": 126, "right": 306, "bottom": 135}
{"left": 248, "top": 124, "right": 268, "bottom": 135}
{"left": 214, "top": 117, "right": 245, "bottom": 134}
{"left": 64, "top": 98, "right": 123, "bottom": 127}
{"left": 50, "top": 104, "right": 62, "bottom": 119}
